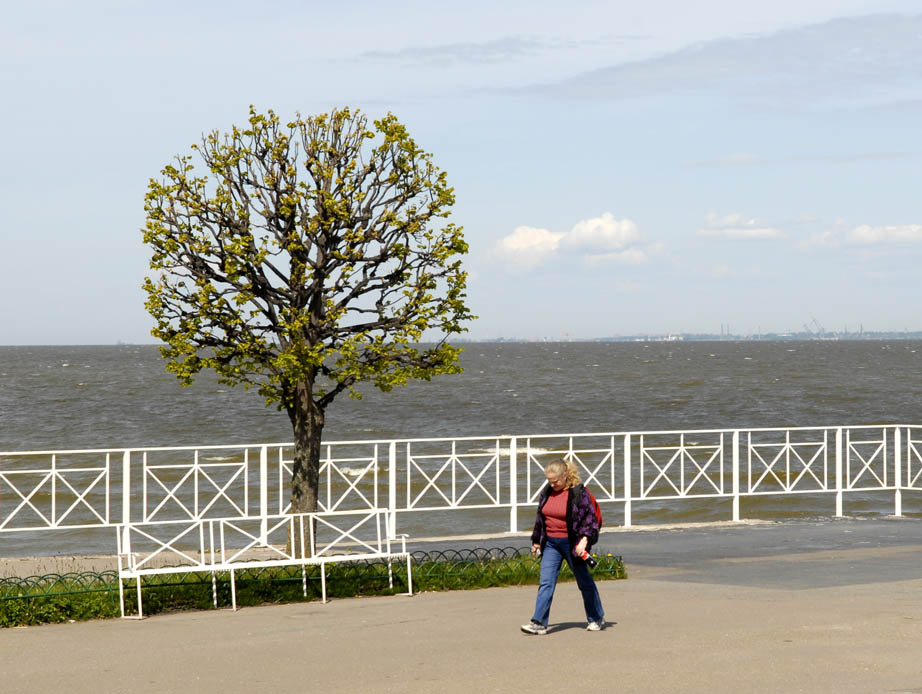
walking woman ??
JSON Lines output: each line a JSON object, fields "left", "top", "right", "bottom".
{"left": 521, "top": 458, "right": 605, "bottom": 635}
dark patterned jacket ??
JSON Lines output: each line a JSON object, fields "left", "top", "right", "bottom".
{"left": 530, "top": 483, "right": 600, "bottom": 552}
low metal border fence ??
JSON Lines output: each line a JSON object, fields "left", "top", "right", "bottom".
{"left": 0, "top": 547, "right": 624, "bottom": 603}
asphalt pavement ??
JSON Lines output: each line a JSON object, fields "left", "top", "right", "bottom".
{"left": 3, "top": 516, "right": 922, "bottom": 693}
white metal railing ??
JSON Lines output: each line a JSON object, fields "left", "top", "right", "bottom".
{"left": 2, "top": 425, "right": 922, "bottom": 540}
{"left": 114, "top": 508, "right": 410, "bottom": 616}
{"left": 115, "top": 509, "right": 394, "bottom": 574}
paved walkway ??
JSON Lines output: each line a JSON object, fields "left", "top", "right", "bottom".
{"left": 3, "top": 517, "right": 922, "bottom": 693}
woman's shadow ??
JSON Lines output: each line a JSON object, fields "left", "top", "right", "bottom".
{"left": 549, "top": 620, "right": 616, "bottom": 632}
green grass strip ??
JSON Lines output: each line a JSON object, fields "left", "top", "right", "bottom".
{"left": 0, "top": 548, "right": 626, "bottom": 627}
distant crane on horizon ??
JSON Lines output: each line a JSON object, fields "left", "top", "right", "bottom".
{"left": 811, "top": 316, "right": 826, "bottom": 335}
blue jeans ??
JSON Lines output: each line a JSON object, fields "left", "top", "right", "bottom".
{"left": 531, "top": 536, "right": 604, "bottom": 626}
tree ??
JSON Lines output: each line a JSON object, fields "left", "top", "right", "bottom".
{"left": 142, "top": 106, "right": 473, "bottom": 514}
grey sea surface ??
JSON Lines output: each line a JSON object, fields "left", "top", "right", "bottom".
{"left": 1, "top": 340, "right": 921, "bottom": 557}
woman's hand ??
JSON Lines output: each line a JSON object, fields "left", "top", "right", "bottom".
{"left": 531, "top": 543, "right": 541, "bottom": 557}
{"left": 575, "top": 537, "right": 588, "bottom": 556}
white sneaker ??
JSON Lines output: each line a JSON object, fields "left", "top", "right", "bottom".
{"left": 587, "top": 618, "right": 605, "bottom": 631}
{"left": 521, "top": 621, "right": 548, "bottom": 635}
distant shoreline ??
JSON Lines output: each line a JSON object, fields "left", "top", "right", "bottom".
{"left": 3, "top": 334, "right": 922, "bottom": 347}
{"left": 457, "top": 333, "right": 922, "bottom": 343}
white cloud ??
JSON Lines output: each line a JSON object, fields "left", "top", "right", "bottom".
{"left": 798, "top": 221, "right": 922, "bottom": 251}
{"left": 848, "top": 224, "right": 922, "bottom": 244}
{"left": 492, "top": 225, "right": 565, "bottom": 270}
{"left": 362, "top": 36, "right": 556, "bottom": 66}
{"left": 560, "top": 212, "right": 640, "bottom": 252}
{"left": 360, "top": 35, "right": 642, "bottom": 67}
{"left": 698, "top": 212, "right": 784, "bottom": 239}
{"left": 538, "top": 14, "right": 922, "bottom": 111}
{"left": 491, "top": 212, "right": 654, "bottom": 271}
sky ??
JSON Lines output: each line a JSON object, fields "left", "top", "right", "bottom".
{"left": 2, "top": 0, "right": 921, "bottom": 343}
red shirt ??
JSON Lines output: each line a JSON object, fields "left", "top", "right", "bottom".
{"left": 542, "top": 489, "right": 569, "bottom": 538}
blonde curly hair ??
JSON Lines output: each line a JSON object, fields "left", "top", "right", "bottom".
{"left": 545, "top": 458, "right": 580, "bottom": 489}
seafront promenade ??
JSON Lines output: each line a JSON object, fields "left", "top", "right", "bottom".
{"left": 2, "top": 516, "right": 922, "bottom": 693}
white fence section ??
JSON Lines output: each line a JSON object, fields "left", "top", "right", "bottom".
{"left": 115, "top": 509, "right": 411, "bottom": 616}
{"left": 2, "top": 425, "right": 922, "bottom": 541}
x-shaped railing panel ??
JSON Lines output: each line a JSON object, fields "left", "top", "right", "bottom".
{"left": 640, "top": 437, "right": 723, "bottom": 498}
{"left": 277, "top": 446, "right": 382, "bottom": 514}
{"left": 51, "top": 468, "right": 109, "bottom": 525}
{"left": 406, "top": 442, "right": 499, "bottom": 510}
{"left": 144, "top": 466, "right": 197, "bottom": 521}
{"left": 144, "top": 462, "right": 247, "bottom": 521}
{"left": 846, "top": 433, "right": 887, "bottom": 489}
{"left": 407, "top": 455, "right": 455, "bottom": 508}
{"left": 195, "top": 465, "right": 247, "bottom": 517}
{"left": 564, "top": 450, "right": 616, "bottom": 500}
{"left": 641, "top": 447, "right": 683, "bottom": 497}
{"left": 0, "top": 471, "right": 54, "bottom": 528}
{"left": 451, "top": 455, "right": 500, "bottom": 506}
{"left": 124, "top": 522, "right": 205, "bottom": 572}
{"left": 321, "top": 457, "right": 377, "bottom": 511}
{"left": 311, "top": 510, "right": 382, "bottom": 557}
{"left": 220, "top": 516, "right": 298, "bottom": 564}
{"left": 787, "top": 443, "right": 826, "bottom": 489}
{"left": 118, "top": 511, "right": 392, "bottom": 574}
{"left": 523, "top": 441, "right": 617, "bottom": 503}
{"left": 683, "top": 446, "right": 724, "bottom": 495}
{"left": 0, "top": 464, "right": 109, "bottom": 529}
{"left": 749, "top": 442, "right": 826, "bottom": 493}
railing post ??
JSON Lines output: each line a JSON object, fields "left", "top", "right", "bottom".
{"left": 388, "top": 441, "right": 397, "bottom": 539}
{"left": 193, "top": 449, "right": 200, "bottom": 518}
{"left": 894, "top": 427, "right": 903, "bottom": 517}
{"left": 835, "top": 428, "right": 843, "bottom": 517}
{"left": 325, "top": 445, "right": 332, "bottom": 511}
{"left": 122, "top": 450, "right": 131, "bottom": 525}
{"left": 509, "top": 437, "right": 518, "bottom": 533}
{"left": 259, "top": 445, "right": 268, "bottom": 543}
{"left": 51, "top": 454, "right": 57, "bottom": 526}
{"left": 623, "top": 434, "right": 632, "bottom": 528}
{"left": 122, "top": 450, "right": 131, "bottom": 557}
{"left": 732, "top": 431, "right": 740, "bottom": 522}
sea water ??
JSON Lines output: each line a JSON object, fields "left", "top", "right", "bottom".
{"left": 1, "top": 340, "right": 921, "bottom": 556}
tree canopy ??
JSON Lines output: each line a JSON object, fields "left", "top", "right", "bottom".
{"left": 142, "top": 106, "right": 473, "bottom": 512}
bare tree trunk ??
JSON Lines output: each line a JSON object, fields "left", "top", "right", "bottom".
{"left": 287, "top": 379, "right": 325, "bottom": 555}
{"left": 289, "top": 379, "right": 325, "bottom": 513}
